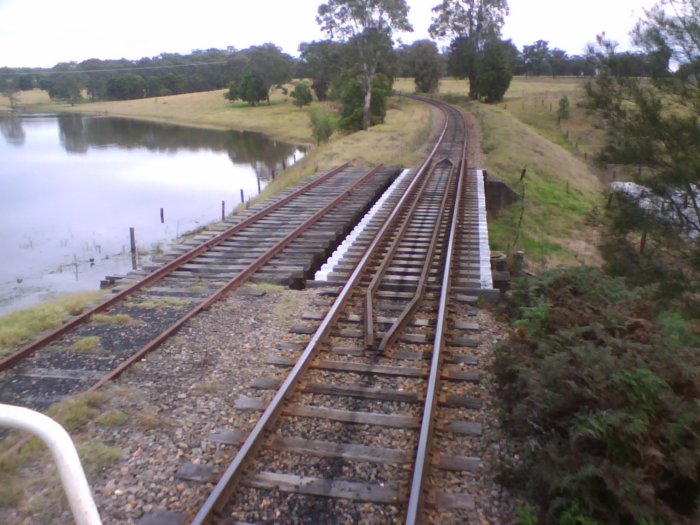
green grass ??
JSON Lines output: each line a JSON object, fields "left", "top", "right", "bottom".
{"left": 72, "top": 335, "right": 102, "bottom": 352}
{"left": 44, "top": 391, "right": 104, "bottom": 431}
{"left": 394, "top": 76, "right": 606, "bottom": 268}
{"left": 0, "top": 291, "right": 105, "bottom": 358}
{"left": 77, "top": 440, "right": 122, "bottom": 473}
{"left": 95, "top": 409, "right": 128, "bottom": 426}
{"left": 125, "top": 296, "right": 191, "bottom": 309}
{"left": 467, "top": 101, "right": 604, "bottom": 269}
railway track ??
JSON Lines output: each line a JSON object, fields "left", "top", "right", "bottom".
{"left": 187, "top": 98, "right": 495, "bottom": 524}
{"left": 0, "top": 164, "right": 400, "bottom": 412}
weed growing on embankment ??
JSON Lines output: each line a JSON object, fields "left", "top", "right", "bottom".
{"left": 495, "top": 267, "right": 700, "bottom": 525}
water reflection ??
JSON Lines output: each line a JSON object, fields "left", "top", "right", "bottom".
{"left": 53, "top": 114, "right": 303, "bottom": 180}
{"left": 0, "top": 115, "right": 25, "bottom": 146}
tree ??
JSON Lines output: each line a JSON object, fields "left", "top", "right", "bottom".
{"left": 522, "top": 39, "right": 551, "bottom": 75}
{"left": 586, "top": 0, "right": 700, "bottom": 311}
{"left": 0, "top": 75, "right": 20, "bottom": 110}
{"left": 298, "top": 40, "right": 347, "bottom": 101}
{"left": 317, "top": 0, "right": 413, "bottom": 130}
{"left": 557, "top": 95, "right": 571, "bottom": 121}
{"left": 241, "top": 44, "right": 294, "bottom": 105}
{"left": 44, "top": 67, "right": 83, "bottom": 104}
{"left": 338, "top": 72, "right": 391, "bottom": 131}
{"left": 226, "top": 71, "right": 268, "bottom": 106}
{"left": 430, "top": 0, "right": 509, "bottom": 99}
{"left": 475, "top": 39, "right": 513, "bottom": 102}
{"left": 291, "top": 82, "right": 313, "bottom": 108}
{"left": 107, "top": 74, "right": 145, "bottom": 100}
{"left": 403, "top": 40, "right": 443, "bottom": 93}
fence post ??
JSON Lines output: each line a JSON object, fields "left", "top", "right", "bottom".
{"left": 129, "top": 227, "right": 137, "bottom": 270}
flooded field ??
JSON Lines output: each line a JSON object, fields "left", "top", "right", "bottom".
{"left": 0, "top": 114, "right": 304, "bottom": 315}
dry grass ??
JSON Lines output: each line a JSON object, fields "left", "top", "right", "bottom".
{"left": 91, "top": 313, "right": 132, "bottom": 325}
{"left": 395, "top": 76, "right": 606, "bottom": 162}
{"left": 0, "top": 389, "right": 122, "bottom": 521}
{"left": 0, "top": 88, "right": 51, "bottom": 110}
{"left": 72, "top": 335, "right": 102, "bottom": 352}
{"left": 3, "top": 87, "right": 312, "bottom": 143}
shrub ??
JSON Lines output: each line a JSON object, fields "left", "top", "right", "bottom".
{"left": 291, "top": 82, "right": 313, "bottom": 108}
{"left": 558, "top": 95, "right": 571, "bottom": 120}
{"left": 495, "top": 267, "right": 700, "bottom": 525}
{"left": 308, "top": 105, "right": 336, "bottom": 144}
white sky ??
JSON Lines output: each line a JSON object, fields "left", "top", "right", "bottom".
{"left": 0, "top": 0, "right": 659, "bottom": 68}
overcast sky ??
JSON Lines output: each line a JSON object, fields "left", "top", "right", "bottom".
{"left": 0, "top": 0, "right": 658, "bottom": 68}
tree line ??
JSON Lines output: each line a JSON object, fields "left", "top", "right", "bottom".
{"left": 1, "top": 21, "right": 667, "bottom": 109}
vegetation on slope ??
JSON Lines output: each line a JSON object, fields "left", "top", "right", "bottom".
{"left": 496, "top": 267, "right": 700, "bottom": 525}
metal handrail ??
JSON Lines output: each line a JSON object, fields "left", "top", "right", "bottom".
{"left": 0, "top": 404, "right": 102, "bottom": 525}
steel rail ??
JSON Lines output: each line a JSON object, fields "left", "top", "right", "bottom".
{"left": 364, "top": 164, "right": 435, "bottom": 349}
{"left": 404, "top": 104, "right": 470, "bottom": 525}
{"left": 191, "top": 114, "right": 451, "bottom": 525}
{"left": 0, "top": 162, "right": 351, "bottom": 371}
{"left": 377, "top": 162, "right": 456, "bottom": 353}
{"left": 87, "top": 165, "right": 384, "bottom": 392}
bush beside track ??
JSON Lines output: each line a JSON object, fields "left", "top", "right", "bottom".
{"left": 494, "top": 267, "right": 700, "bottom": 525}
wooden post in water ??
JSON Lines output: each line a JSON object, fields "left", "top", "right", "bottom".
{"left": 129, "top": 227, "right": 137, "bottom": 270}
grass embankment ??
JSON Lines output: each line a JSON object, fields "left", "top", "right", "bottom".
{"left": 399, "top": 76, "right": 606, "bottom": 270}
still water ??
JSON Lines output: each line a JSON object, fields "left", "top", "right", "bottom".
{"left": 0, "top": 114, "right": 305, "bottom": 315}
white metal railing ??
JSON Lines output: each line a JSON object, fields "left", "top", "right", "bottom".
{"left": 0, "top": 404, "right": 103, "bottom": 525}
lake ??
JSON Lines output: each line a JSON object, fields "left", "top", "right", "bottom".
{"left": 0, "top": 113, "right": 305, "bottom": 315}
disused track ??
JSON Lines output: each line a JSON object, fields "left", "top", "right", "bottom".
{"left": 0, "top": 164, "right": 400, "bottom": 411}
{"left": 189, "top": 98, "right": 494, "bottom": 524}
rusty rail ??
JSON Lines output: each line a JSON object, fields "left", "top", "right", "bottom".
{"left": 404, "top": 101, "right": 470, "bottom": 525}
{"left": 363, "top": 163, "right": 434, "bottom": 348}
{"left": 87, "top": 164, "right": 383, "bottom": 391}
{"left": 376, "top": 161, "right": 456, "bottom": 353}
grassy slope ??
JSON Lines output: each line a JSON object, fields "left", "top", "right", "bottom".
{"left": 473, "top": 101, "right": 603, "bottom": 268}
{"left": 399, "top": 77, "right": 606, "bottom": 270}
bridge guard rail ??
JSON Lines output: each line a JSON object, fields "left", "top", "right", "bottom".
{"left": 0, "top": 403, "right": 103, "bottom": 525}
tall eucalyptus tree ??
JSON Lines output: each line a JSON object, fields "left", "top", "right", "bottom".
{"left": 316, "top": 0, "right": 412, "bottom": 130}
{"left": 430, "top": 0, "right": 509, "bottom": 98}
